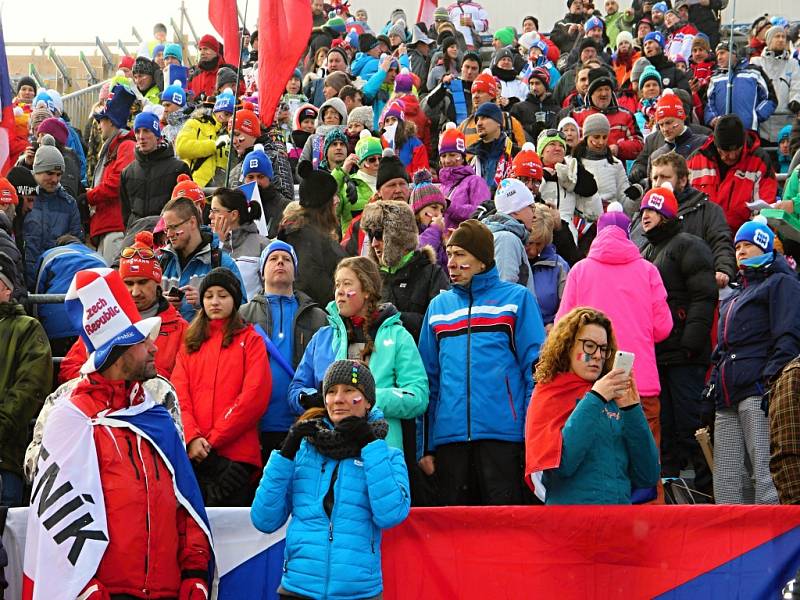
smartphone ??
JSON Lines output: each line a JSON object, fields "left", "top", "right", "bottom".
{"left": 613, "top": 351, "right": 635, "bottom": 376}
{"left": 168, "top": 287, "right": 185, "bottom": 300}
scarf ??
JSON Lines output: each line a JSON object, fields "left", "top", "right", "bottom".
{"left": 304, "top": 417, "right": 389, "bottom": 460}
{"left": 740, "top": 251, "right": 774, "bottom": 270}
{"left": 524, "top": 371, "right": 593, "bottom": 491}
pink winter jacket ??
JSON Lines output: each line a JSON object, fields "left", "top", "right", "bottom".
{"left": 555, "top": 226, "right": 672, "bottom": 397}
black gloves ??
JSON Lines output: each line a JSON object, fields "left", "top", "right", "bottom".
{"left": 280, "top": 419, "right": 319, "bottom": 460}
{"left": 624, "top": 185, "right": 642, "bottom": 201}
{"left": 789, "top": 100, "right": 800, "bottom": 114}
{"left": 193, "top": 450, "right": 252, "bottom": 506}
{"left": 345, "top": 178, "right": 359, "bottom": 205}
{"left": 335, "top": 416, "right": 376, "bottom": 449}
{"left": 299, "top": 391, "right": 323, "bottom": 411}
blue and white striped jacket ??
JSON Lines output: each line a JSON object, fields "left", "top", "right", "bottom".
{"left": 705, "top": 59, "right": 776, "bottom": 130}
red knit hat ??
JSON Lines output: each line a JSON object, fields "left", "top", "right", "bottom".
{"left": 438, "top": 122, "right": 467, "bottom": 156}
{"left": 471, "top": 72, "right": 498, "bottom": 98}
{"left": 0, "top": 178, "right": 18, "bottom": 205}
{"left": 232, "top": 102, "right": 261, "bottom": 137}
{"left": 198, "top": 34, "right": 221, "bottom": 54}
{"left": 654, "top": 89, "right": 686, "bottom": 122}
{"left": 640, "top": 184, "right": 678, "bottom": 220}
{"left": 119, "top": 56, "right": 135, "bottom": 71}
{"left": 511, "top": 143, "right": 543, "bottom": 181}
{"left": 119, "top": 231, "right": 162, "bottom": 284}
{"left": 171, "top": 174, "right": 206, "bottom": 209}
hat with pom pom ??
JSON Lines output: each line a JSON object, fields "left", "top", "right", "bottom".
{"left": 119, "top": 231, "right": 162, "bottom": 283}
{"left": 213, "top": 89, "right": 236, "bottom": 114}
{"left": 438, "top": 122, "right": 467, "bottom": 156}
{"left": 161, "top": 80, "right": 187, "bottom": 107}
{"left": 382, "top": 99, "right": 405, "bottom": 124}
{"left": 242, "top": 143, "right": 273, "bottom": 180}
{"left": 511, "top": 143, "right": 544, "bottom": 181}
{"left": 597, "top": 201, "right": 631, "bottom": 236}
{"left": 355, "top": 129, "right": 383, "bottom": 164}
{"left": 528, "top": 66, "right": 551, "bottom": 88}
{"left": 232, "top": 101, "right": 261, "bottom": 137}
{"left": 471, "top": 71, "right": 498, "bottom": 97}
{"left": 377, "top": 148, "right": 410, "bottom": 189}
{"left": 735, "top": 214, "right": 774, "bottom": 253}
{"left": 640, "top": 182, "right": 678, "bottom": 220}
{"left": 298, "top": 160, "right": 339, "bottom": 208}
{"left": 655, "top": 88, "right": 686, "bottom": 122}
{"left": 411, "top": 169, "right": 447, "bottom": 214}
{"left": 394, "top": 68, "right": 415, "bottom": 94}
{"left": 171, "top": 173, "right": 207, "bottom": 209}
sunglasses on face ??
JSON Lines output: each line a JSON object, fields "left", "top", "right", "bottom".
{"left": 365, "top": 229, "right": 383, "bottom": 240}
{"left": 363, "top": 156, "right": 380, "bottom": 164}
{"left": 120, "top": 246, "right": 156, "bottom": 259}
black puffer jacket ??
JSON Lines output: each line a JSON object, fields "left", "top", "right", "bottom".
{"left": 550, "top": 13, "right": 586, "bottom": 54}
{"left": 647, "top": 52, "right": 691, "bottom": 93}
{"left": 631, "top": 186, "right": 736, "bottom": 279}
{"left": 639, "top": 219, "right": 717, "bottom": 366}
{"left": 120, "top": 141, "right": 191, "bottom": 228}
{"left": 378, "top": 247, "right": 450, "bottom": 342}
{"left": 510, "top": 93, "right": 560, "bottom": 142}
{"left": 230, "top": 136, "right": 296, "bottom": 205}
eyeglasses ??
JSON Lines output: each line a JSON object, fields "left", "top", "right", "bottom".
{"left": 164, "top": 217, "right": 191, "bottom": 234}
{"left": 120, "top": 246, "right": 156, "bottom": 259}
{"left": 364, "top": 156, "right": 380, "bottom": 164}
{"left": 577, "top": 338, "right": 609, "bottom": 359}
{"left": 365, "top": 229, "right": 383, "bottom": 240}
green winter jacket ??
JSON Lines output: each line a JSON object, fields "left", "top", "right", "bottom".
{"left": 332, "top": 168, "right": 377, "bottom": 235}
{"left": 605, "top": 11, "right": 635, "bottom": 49}
{"left": 785, "top": 166, "right": 800, "bottom": 209}
{"left": 0, "top": 302, "right": 52, "bottom": 477}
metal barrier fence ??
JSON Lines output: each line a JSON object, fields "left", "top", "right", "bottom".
{"left": 62, "top": 82, "right": 106, "bottom": 131}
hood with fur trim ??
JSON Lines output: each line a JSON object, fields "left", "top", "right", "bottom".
{"left": 360, "top": 200, "right": 419, "bottom": 267}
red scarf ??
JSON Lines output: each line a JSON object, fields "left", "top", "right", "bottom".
{"left": 524, "top": 371, "right": 593, "bottom": 492}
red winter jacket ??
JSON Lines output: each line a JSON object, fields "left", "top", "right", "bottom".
{"left": 69, "top": 374, "right": 210, "bottom": 598}
{"left": 687, "top": 131, "right": 778, "bottom": 233}
{"left": 188, "top": 59, "right": 243, "bottom": 100}
{"left": 172, "top": 319, "right": 271, "bottom": 467}
{"left": 87, "top": 130, "right": 135, "bottom": 239}
{"left": 396, "top": 94, "right": 432, "bottom": 157}
{"left": 572, "top": 102, "right": 643, "bottom": 161}
{"left": 59, "top": 300, "right": 188, "bottom": 384}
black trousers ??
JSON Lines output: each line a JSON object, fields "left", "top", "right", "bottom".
{"left": 435, "top": 440, "right": 534, "bottom": 506}
{"left": 260, "top": 430, "right": 288, "bottom": 465}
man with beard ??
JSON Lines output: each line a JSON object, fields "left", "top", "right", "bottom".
{"left": 188, "top": 34, "right": 235, "bottom": 100}
{"left": 241, "top": 145, "right": 291, "bottom": 238}
{"left": 467, "top": 102, "right": 519, "bottom": 194}
{"left": 551, "top": 0, "right": 591, "bottom": 54}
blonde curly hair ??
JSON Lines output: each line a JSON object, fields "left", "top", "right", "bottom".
{"left": 535, "top": 307, "right": 618, "bottom": 384}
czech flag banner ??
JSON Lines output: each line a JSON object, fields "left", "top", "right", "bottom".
{"left": 0, "top": 13, "right": 17, "bottom": 175}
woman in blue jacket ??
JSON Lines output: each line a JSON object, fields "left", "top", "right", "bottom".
{"left": 251, "top": 359, "right": 410, "bottom": 600}
{"left": 417, "top": 219, "right": 546, "bottom": 506}
{"left": 709, "top": 217, "right": 800, "bottom": 504}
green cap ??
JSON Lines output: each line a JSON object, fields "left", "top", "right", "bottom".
{"left": 355, "top": 131, "right": 383, "bottom": 164}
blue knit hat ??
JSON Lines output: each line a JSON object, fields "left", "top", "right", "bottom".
{"left": 133, "top": 110, "right": 161, "bottom": 137}
{"left": 475, "top": 101, "right": 503, "bottom": 126}
{"left": 164, "top": 43, "right": 183, "bottom": 62}
{"left": 652, "top": 1, "right": 668, "bottom": 13}
{"left": 242, "top": 143, "right": 273, "bottom": 180}
{"left": 585, "top": 16, "right": 605, "bottom": 32}
{"left": 779, "top": 124, "right": 792, "bottom": 144}
{"left": 213, "top": 90, "right": 235, "bottom": 114}
{"left": 259, "top": 240, "right": 299, "bottom": 275}
{"left": 161, "top": 80, "right": 186, "bottom": 107}
{"left": 644, "top": 31, "right": 665, "bottom": 48}
{"left": 152, "top": 44, "right": 165, "bottom": 59}
{"left": 734, "top": 215, "right": 774, "bottom": 253}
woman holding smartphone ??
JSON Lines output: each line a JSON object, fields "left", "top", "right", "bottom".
{"left": 525, "top": 306, "right": 660, "bottom": 505}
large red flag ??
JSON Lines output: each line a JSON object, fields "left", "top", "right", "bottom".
{"left": 0, "top": 15, "right": 17, "bottom": 175}
{"left": 417, "top": 0, "right": 438, "bottom": 29}
{"left": 258, "top": 0, "right": 312, "bottom": 127}
{"left": 209, "top": 0, "right": 240, "bottom": 67}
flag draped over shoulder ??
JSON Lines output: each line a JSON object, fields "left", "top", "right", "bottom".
{"left": 257, "top": 0, "right": 312, "bottom": 127}
{"left": 22, "top": 393, "right": 212, "bottom": 600}
{"left": 209, "top": 0, "right": 241, "bottom": 67}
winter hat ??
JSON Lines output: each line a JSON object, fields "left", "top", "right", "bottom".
{"left": 630, "top": 57, "right": 652, "bottom": 86}
{"left": 493, "top": 47, "right": 515, "bottom": 66}
{"left": 585, "top": 16, "right": 605, "bottom": 33}
{"left": 0, "top": 252, "right": 16, "bottom": 292}
{"left": 376, "top": 148, "right": 410, "bottom": 189}
{"left": 713, "top": 114, "right": 745, "bottom": 150}
{"left": 0, "top": 178, "right": 18, "bottom": 206}
{"left": 531, "top": 40, "right": 549, "bottom": 56}
{"left": 446, "top": 219, "right": 495, "bottom": 269}
{"left": 652, "top": 1, "right": 668, "bottom": 14}
{"left": 394, "top": 68, "right": 414, "bottom": 94}
{"left": 295, "top": 104, "right": 319, "bottom": 127}
{"left": 493, "top": 27, "right": 515, "bottom": 48}
{"left": 355, "top": 130, "right": 383, "bottom": 164}
{"left": 361, "top": 200, "right": 419, "bottom": 266}
{"left": 171, "top": 174, "right": 206, "bottom": 208}
{"left": 582, "top": 113, "right": 610, "bottom": 137}
{"left": 214, "top": 90, "right": 236, "bottom": 114}
{"left": 200, "top": 267, "right": 243, "bottom": 308}
{"left": 323, "top": 359, "right": 376, "bottom": 407}
{"left": 471, "top": 72, "right": 498, "bottom": 98}
{"left": 511, "top": 143, "right": 544, "bottom": 180}
{"left": 46, "top": 89, "right": 63, "bottom": 115}
{"left": 382, "top": 99, "right": 405, "bottom": 123}
{"left": 325, "top": 16, "right": 347, "bottom": 35}
{"left": 95, "top": 84, "right": 136, "bottom": 129}
{"left": 65, "top": 268, "right": 161, "bottom": 374}
{"left": 433, "top": 6, "right": 450, "bottom": 22}
{"left": 33, "top": 144, "right": 65, "bottom": 174}
{"left": 327, "top": 46, "right": 350, "bottom": 67}
{"left": 133, "top": 109, "right": 161, "bottom": 137}
{"left": 765, "top": 25, "right": 785, "bottom": 46}
{"left": 359, "top": 32, "right": 380, "bottom": 53}
{"left": 673, "top": 54, "right": 688, "bottom": 66}
{"left": 132, "top": 56, "right": 158, "bottom": 79}
{"left": 259, "top": 240, "right": 299, "bottom": 276}
{"left": 7, "top": 166, "right": 36, "bottom": 198}
{"left": 119, "top": 55, "right": 135, "bottom": 71}
{"left": 152, "top": 44, "right": 165, "bottom": 59}
{"left": 779, "top": 124, "right": 793, "bottom": 144}
{"left": 655, "top": 89, "right": 686, "bottom": 122}
{"left": 411, "top": 170, "right": 447, "bottom": 214}
{"left": 578, "top": 38, "right": 601, "bottom": 54}
{"left": 119, "top": 231, "right": 162, "bottom": 284}
{"left": 161, "top": 80, "right": 187, "bottom": 107}
{"left": 163, "top": 43, "right": 183, "bottom": 63}
{"left": 597, "top": 201, "right": 631, "bottom": 235}
{"left": 587, "top": 68, "right": 616, "bottom": 98}
{"left": 16, "top": 76, "right": 36, "bottom": 96}
{"left": 475, "top": 101, "right": 503, "bottom": 126}
{"left": 242, "top": 143, "right": 274, "bottom": 180}
{"left": 640, "top": 184, "right": 678, "bottom": 220}
{"left": 644, "top": 31, "right": 665, "bottom": 48}
{"left": 495, "top": 178, "right": 535, "bottom": 215}
{"left": 537, "top": 128, "right": 567, "bottom": 155}
{"left": 734, "top": 215, "right": 774, "bottom": 253}
{"left": 692, "top": 35, "right": 711, "bottom": 51}
{"left": 347, "top": 105, "right": 374, "bottom": 128}
{"left": 216, "top": 67, "right": 237, "bottom": 91}
{"left": 438, "top": 122, "right": 467, "bottom": 156}
{"left": 30, "top": 103, "right": 53, "bottom": 134}
{"left": 36, "top": 117, "right": 68, "bottom": 146}
{"left": 297, "top": 160, "right": 338, "bottom": 208}
{"left": 388, "top": 19, "right": 406, "bottom": 39}
{"left": 323, "top": 127, "right": 349, "bottom": 161}
{"left": 198, "top": 34, "right": 221, "bottom": 53}
{"left": 232, "top": 102, "right": 261, "bottom": 137}
{"left": 638, "top": 65, "right": 662, "bottom": 89}
{"left": 528, "top": 67, "right": 551, "bottom": 88}
{"left": 518, "top": 31, "right": 541, "bottom": 52}
{"left": 616, "top": 31, "right": 634, "bottom": 47}
{"left": 558, "top": 116, "right": 581, "bottom": 136}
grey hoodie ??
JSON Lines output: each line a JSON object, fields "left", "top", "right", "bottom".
{"left": 482, "top": 212, "right": 535, "bottom": 298}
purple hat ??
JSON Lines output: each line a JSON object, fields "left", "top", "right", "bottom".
{"left": 597, "top": 202, "right": 631, "bottom": 236}
{"left": 394, "top": 68, "right": 414, "bottom": 94}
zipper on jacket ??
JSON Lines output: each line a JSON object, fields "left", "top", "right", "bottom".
{"left": 136, "top": 436, "right": 152, "bottom": 597}
{"left": 505, "top": 376, "right": 517, "bottom": 421}
{"left": 720, "top": 296, "right": 738, "bottom": 407}
{"left": 466, "top": 287, "right": 473, "bottom": 440}
{"left": 323, "top": 460, "right": 341, "bottom": 599}
{"left": 125, "top": 437, "right": 140, "bottom": 480}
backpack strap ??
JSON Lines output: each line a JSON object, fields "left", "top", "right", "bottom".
{"left": 211, "top": 247, "right": 222, "bottom": 269}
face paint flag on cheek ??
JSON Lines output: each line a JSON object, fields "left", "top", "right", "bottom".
{"left": 458, "top": 264, "right": 471, "bottom": 270}
{"left": 346, "top": 290, "right": 357, "bottom": 297}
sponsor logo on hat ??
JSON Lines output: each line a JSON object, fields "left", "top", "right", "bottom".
{"left": 754, "top": 229, "right": 770, "bottom": 249}
{"left": 171, "top": 92, "right": 182, "bottom": 104}
{"left": 648, "top": 193, "right": 665, "bottom": 210}
{"left": 456, "top": 139, "right": 465, "bottom": 152}
{"left": 249, "top": 158, "right": 260, "bottom": 169}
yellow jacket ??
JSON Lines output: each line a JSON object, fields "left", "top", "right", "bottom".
{"left": 174, "top": 108, "right": 229, "bottom": 187}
